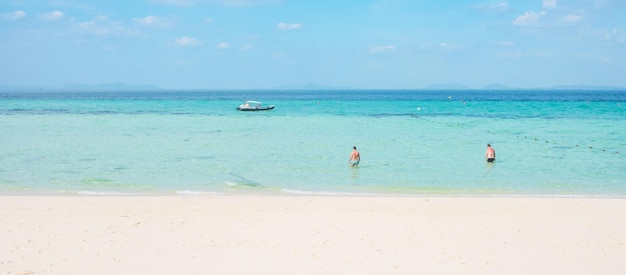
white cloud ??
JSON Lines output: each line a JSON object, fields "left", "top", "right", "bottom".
{"left": 497, "top": 52, "right": 523, "bottom": 58}
{"left": 368, "top": 45, "right": 396, "bottom": 54}
{"left": 133, "top": 15, "right": 174, "bottom": 29}
{"left": 272, "top": 52, "right": 286, "bottom": 59}
{"left": 598, "top": 56, "right": 610, "bottom": 63}
{"left": 150, "top": 0, "right": 279, "bottom": 7}
{"left": 41, "top": 10, "right": 64, "bottom": 21}
{"left": 597, "top": 28, "right": 626, "bottom": 43}
{"left": 591, "top": 0, "right": 609, "bottom": 9}
{"left": 175, "top": 36, "right": 201, "bottom": 46}
{"left": 494, "top": 40, "right": 515, "bottom": 47}
{"left": 75, "top": 16, "right": 134, "bottom": 37}
{"left": 204, "top": 17, "right": 213, "bottom": 23}
{"left": 543, "top": 0, "right": 557, "bottom": 9}
{"left": 3, "top": 10, "right": 26, "bottom": 20}
{"left": 277, "top": 22, "right": 303, "bottom": 31}
{"left": 219, "top": 0, "right": 280, "bottom": 7}
{"left": 440, "top": 43, "right": 462, "bottom": 50}
{"left": 134, "top": 15, "right": 161, "bottom": 26}
{"left": 217, "top": 42, "right": 230, "bottom": 49}
{"left": 512, "top": 10, "right": 546, "bottom": 26}
{"left": 474, "top": 2, "right": 509, "bottom": 12}
{"left": 150, "top": 0, "right": 197, "bottom": 6}
{"left": 562, "top": 14, "right": 584, "bottom": 23}
{"left": 240, "top": 44, "right": 253, "bottom": 51}
{"left": 77, "top": 21, "right": 106, "bottom": 35}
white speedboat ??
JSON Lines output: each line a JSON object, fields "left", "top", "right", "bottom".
{"left": 236, "top": 101, "right": 275, "bottom": 111}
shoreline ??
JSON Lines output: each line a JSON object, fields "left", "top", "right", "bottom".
{"left": 2, "top": 195, "right": 626, "bottom": 274}
{"left": 3, "top": 189, "right": 626, "bottom": 198}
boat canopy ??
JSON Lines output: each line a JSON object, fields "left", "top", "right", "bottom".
{"left": 243, "top": 101, "right": 262, "bottom": 104}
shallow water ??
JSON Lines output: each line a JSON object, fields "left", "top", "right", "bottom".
{"left": 1, "top": 90, "right": 625, "bottom": 196}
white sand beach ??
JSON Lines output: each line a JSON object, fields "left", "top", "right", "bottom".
{"left": 1, "top": 196, "right": 625, "bottom": 274}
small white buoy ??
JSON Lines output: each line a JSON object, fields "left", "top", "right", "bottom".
{"left": 417, "top": 107, "right": 421, "bottom": 111}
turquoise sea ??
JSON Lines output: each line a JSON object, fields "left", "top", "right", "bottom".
{"left": 1, "top": 90, "right": 625, "bottom": 196}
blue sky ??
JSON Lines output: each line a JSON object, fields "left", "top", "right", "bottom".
{"left": 1, "top": 0, "right": 625, "bottom": 89}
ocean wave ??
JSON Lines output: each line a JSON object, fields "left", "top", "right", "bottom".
{"left": 176, "top": 190, "right": 221, "bottom": 196}
{"left": 280, "top": 189, "right": 379, "bottom": 196}
{"left": 74, "top": 190, "right": 140, "bottom": 196}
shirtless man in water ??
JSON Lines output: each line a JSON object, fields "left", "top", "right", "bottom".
{"left": 348, "top": 146, "right": 360, "bottom": 167}
{"left": 485, "top": 144, "right": 496, "bottom": 163}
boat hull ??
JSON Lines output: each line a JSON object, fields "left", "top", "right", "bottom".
{"left": 236, "top": 105, "right": 275, "bottom": 111}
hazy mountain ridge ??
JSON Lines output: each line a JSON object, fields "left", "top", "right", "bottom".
{"left": 0, "top": 83, "right": 160, "bottom": 91}
{"left": 1, "top": 82, "right": 625, "bottom": 91}
{"left": 64, "top": 83, "right": 161, "bottom": 91}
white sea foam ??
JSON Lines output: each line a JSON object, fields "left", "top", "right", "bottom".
{"left": 176, "top": 190, "right": 221, "bottom": 196}
{"left": 75, "top": 190, "right": 139, "bottom": 196}
{"left": 281, "top": 189, "right": 379, "bottom": 196}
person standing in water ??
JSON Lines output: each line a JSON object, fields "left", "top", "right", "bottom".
{"left": 485, "top": 144, "right": 496, "bottom": 163}
{"left": 348, "top": 146, "right": 360, "bottom": 167}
